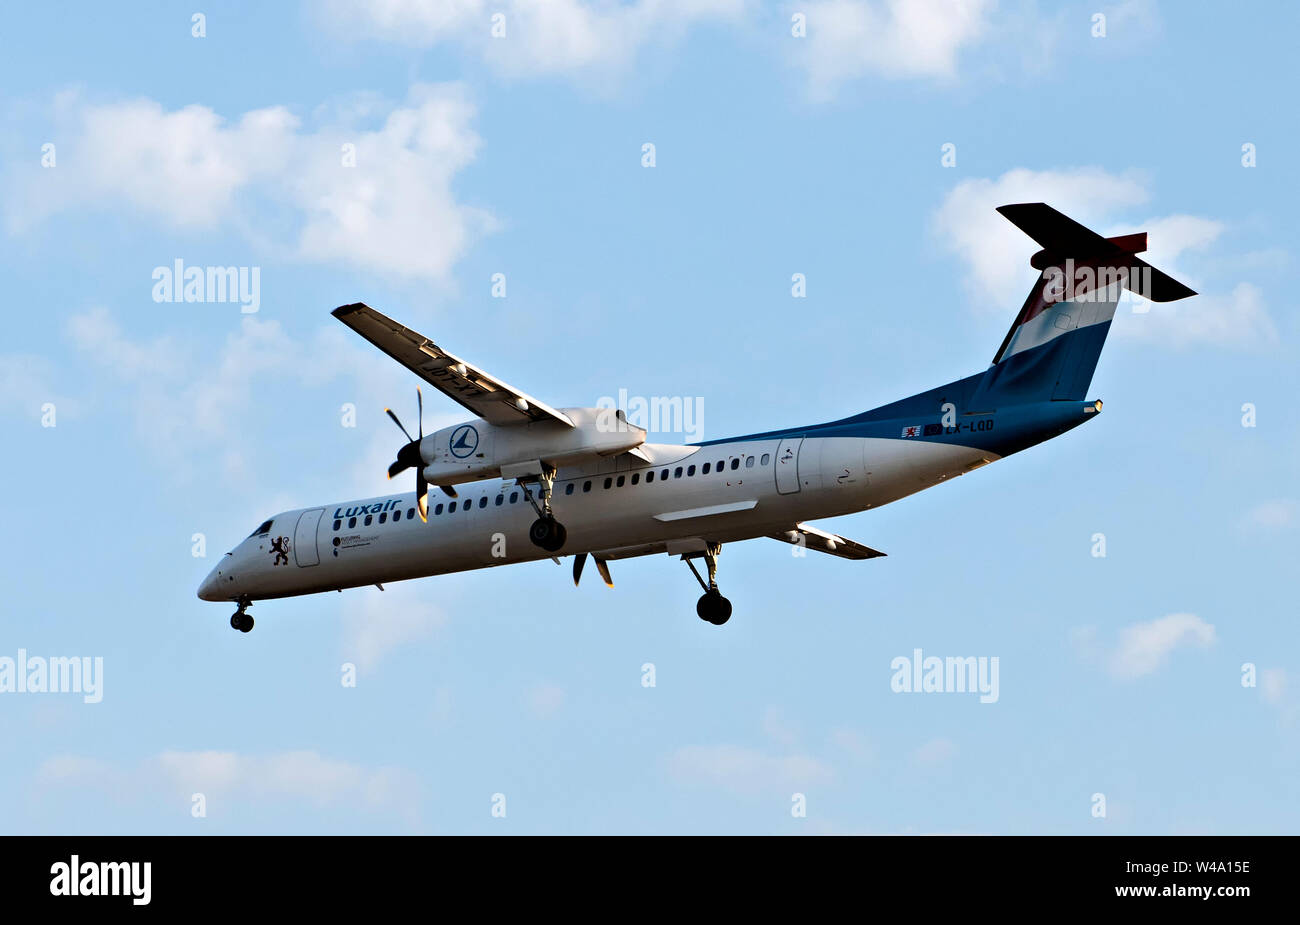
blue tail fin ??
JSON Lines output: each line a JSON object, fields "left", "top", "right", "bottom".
{"left": 971, "top": 203, "right": 1196, "bottom": 407}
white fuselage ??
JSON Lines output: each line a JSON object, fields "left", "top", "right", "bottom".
{"left": 198, "top": 435, "right": 993, "bottom": 603}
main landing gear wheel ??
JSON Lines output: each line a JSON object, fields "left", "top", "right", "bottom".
{"left": 696, "top": 589, "right": 732, "bottom": 625}
{"left": 529, "top": 515, "right": 567, "bottom": 552}
{"left": 683, "top": 543, "right": 732, "bottom": 625}
{"left": 522, "top": 465, "right": 567, "bottom": 552}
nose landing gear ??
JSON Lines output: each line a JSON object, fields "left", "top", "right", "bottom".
{"left": 229, "top": 597, "right": 254, "bottom": 633}
{"left": 684, "top": 543, "right": 732, "bottom": 625}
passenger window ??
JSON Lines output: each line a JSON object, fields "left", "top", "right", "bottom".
{"left": 674, "top": 467, "right": 683, "bottom": 478}
{"left": 604, "top": 477, "right": 612, "bottom": 489}
{"left": 687, "top": 465, "right": 696, "bottom": 476}
{"left": 347, "top": 517, "right": 356, "bottom": 528}
{"left": 407, "top": 508, "right": 415, "bottom": 519}
{"left": 364, "top": 514, "right": 373, "bottom": 526}
{"left": 661, "top": 469, "right": 669, "bottom": 480}
{"left": 435, "top": 503, "right": 444, "bottom": 516}
{"left": 616, "top": 475, "right": 625, "bottom": 487}
{"left": 716, "top": 460, "right": 724, "bottom": 470}
{"left": 631, "top": 473, "right": 639, "bottom": 485}
{"left": 731, "top": 458, "right": 739, "bottom": 470}
{"left": 510, "top": 492, "right": 518, "bottom": 503}
{"left": 333, "top": 519, "right": 341, "bottom": 531}
{"left": 495, "top": 495, "right": 503, "bottom": 506}
{"left": 583, "top": 481, "right": 591, "bottom": 493}
{"left": 646, "top": 471, "right": 655, "bottom": 483}
{"left": 393, "top": 510, "right": 402, "bottom": 522}
{"left": 379, "top": 512, "right": 387, "bottom": 524}
{"left": 746, "top": 456, "right": 755, "bottom": 468}
{"left": 761, "top": 453, "right": 770, "bottom": 465}
{"left": 449, "top": 501, "right": 457, "bottom": 513}
{"left": 479, "top": 497, "right": 487, "bottom": 509}
{"left": 702, "top": 463, "right": 710, "bottom": 474}
{"left": 565, "top": 483, "right": 575, "bottom": 495}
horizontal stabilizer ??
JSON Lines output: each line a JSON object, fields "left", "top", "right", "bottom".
{"left": 997, "top": 203, "right": 1196, "bottom": 302}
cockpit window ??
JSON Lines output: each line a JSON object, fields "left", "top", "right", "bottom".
{"left": 248, "top": 519, "right": 273, "bottom": 538}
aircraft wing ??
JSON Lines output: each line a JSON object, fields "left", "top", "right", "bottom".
{"left": 767, "top": 523, "right": 886, "bottom": 560}
{"left": 333, "top": 303, "right": 574, "bottom": 428}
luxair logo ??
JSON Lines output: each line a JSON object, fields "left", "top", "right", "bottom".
{"left": 332, "top": 499, "right": 404, "bottom": 519}
{"left": 449, "top": 424, "right": 479, "bottom": 458}
{"left": 152, "top": 259, "right": 260, "bottom": 313}
{"left": 50, "top": 856, "right": 151, "bottom": 905}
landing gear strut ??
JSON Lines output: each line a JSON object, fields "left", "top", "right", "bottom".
{"left": 522, "top": 465, "right": 567, "bottom": 552}
{"left": 230, "top": 596, "right": 254, "bottom": 633}
{"left": 684, "top": 543, "right": 732, "bottom": 625}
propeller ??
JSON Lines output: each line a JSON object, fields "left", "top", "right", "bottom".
{"left": 572, "top": 553, "right": 614, "bottom": 588}
{"left": 385, "top": 387, "right": 429, "bottom": 522}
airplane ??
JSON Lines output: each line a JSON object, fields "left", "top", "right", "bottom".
{"left": 198, "top": 203, "right": 1196, "bottom": 632}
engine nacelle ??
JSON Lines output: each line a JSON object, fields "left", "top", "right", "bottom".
{"left": 420, "top": 407, "right": 645, "bottom": 487}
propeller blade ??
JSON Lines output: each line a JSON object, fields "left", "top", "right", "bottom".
{"left": 385, "top": 408, "right": 414, "bottom": 443}
{"left": 416, "top": 477, "right": 428, "bottom": 523}
{"left": 572, "top": 553, "right": 587, "bottom": 586}
{"left": 388, "top": 460, "right": 408, "bottom": 479}
{"left": 595, "top": 557, "right": 614, "bottom": 588}
{"left": 417, "top": 387, "right": 423, "bottom": 439}
{"left": 439, "top": 484, "right": 457, "bottom": 499}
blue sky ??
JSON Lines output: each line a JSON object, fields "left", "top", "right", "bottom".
{"left": 1, "top": 0, "right": 1297, "bottom": 834}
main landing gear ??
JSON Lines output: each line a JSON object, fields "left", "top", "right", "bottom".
{"left": 229, "top": 596, "right": 254, "bottom": 633}
{"left": 684, "top": 543, "right": 732, "bottom": 625}
{"left": 522, "top": 465, "right": 567, "bottom": 553}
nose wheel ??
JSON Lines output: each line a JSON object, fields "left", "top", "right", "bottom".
{"left": 230, "top": 597, "right": 254, "bottom": 633}
{"left": 521, "top": 465, "right": 567, "bottom": 552}
{"left": 684, "top": 543, "right": 732, "bottom": 625}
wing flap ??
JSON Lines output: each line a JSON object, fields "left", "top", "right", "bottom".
{"left": 767, "top": 523, "right": 886, "bottom": 560}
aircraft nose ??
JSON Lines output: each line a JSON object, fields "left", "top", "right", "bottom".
{"left": 197, "top": 565, "right": 227, "bottom": 601}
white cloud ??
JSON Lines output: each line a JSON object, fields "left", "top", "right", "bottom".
{"left": 667, "top": 743, "right": 831, "bottom": 795}
{"left": 1121, "top": 283, "right": 1277, "bottom": 349}
{"left": 828, "top": 728, "right": 873, "bottom": 763}
{"left": 527, "top": 682, "right": 567, "bottom": 718}
{"left": 8, "top": 84, "right": 490, "bottom": 282}
{"left": 912, "top": 736, "right": 957, "bottom": 766}
{"left": 1261, "top": 668, "right": 1287, "bottom": 707}
{"left": 319, "top": 0, "right": 747, "bottom": 81}
{"left": 933, "top": 167, "right": 1277, "bottom": 348}
{"left": 62, "top": 306, "right": 431, "bottom": 487}
{"left": 38, "top": 749, "right": 420, "bottom": 815}
{"left": 0, "top": 353, "right": 73, "bottom": 423}
{"left": 342, "top": 583, "right": 448, "bottom": 672}
{"left": 1110, "top": 613, "right": 1216, "bottom": 680}
{"left": 761, "top": 706, "right": 800, "bottom": 748}
{"left": 1239, "top": 500, "right": 1297, "bottom": 532}
{"left": 933, "top": 166, "right": 1149, "bottom": 309}
{"left": 793, "top": 0, "right": 995, "bottom": 96}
